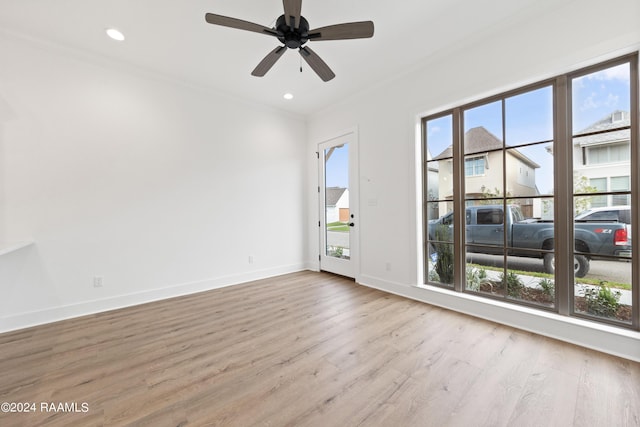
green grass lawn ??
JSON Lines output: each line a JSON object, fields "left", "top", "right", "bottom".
{"left": 327, "top": 222, "right": 349, "bottom": 232}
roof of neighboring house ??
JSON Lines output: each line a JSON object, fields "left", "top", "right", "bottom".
{"left": 326, "top": 187, "right": 347, "bottom": 206}
{"left": 432, "top": 126, "right": 540, "bottom": 168}
{"left": 574, "top": 110, "right": 630, "bottom": 146}
{"left": 465, "top": 126, "right": 505, "bottom": 154}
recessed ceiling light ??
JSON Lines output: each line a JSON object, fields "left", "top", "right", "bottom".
{"left": 106, "top": 28, "right": 125, "bottom": 41}
{"left": 283, "top": 93, "right": 294, "bottom": 100}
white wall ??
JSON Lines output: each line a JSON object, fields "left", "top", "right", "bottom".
{"left": 307, "top": 0, "right": 640, "bottom": 360}
{"left": 0, "top": 33, "right": 307, "bottom": 331}
{"left": 0, "top": 102, "right": 6, "bottom": 242}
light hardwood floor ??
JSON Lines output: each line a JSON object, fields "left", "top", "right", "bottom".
{"left": 1, "top": 271, "right": 639, "bottom": 426}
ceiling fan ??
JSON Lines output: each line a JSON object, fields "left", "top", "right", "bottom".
{"left": 204, "top": 0, "right": 374, "bottom": 82}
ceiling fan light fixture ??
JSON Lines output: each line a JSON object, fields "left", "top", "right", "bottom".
{"left": 283, "top": 93, "right": 294, "bottom": 100}
{"left": 106, "top": 28, "right": 125, "bottom": 41}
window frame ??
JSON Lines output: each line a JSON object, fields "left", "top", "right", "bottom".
{"left": 421, "top": 52, "right": 639, "bottom": 330}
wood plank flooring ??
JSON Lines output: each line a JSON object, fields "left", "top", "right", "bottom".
{"left": 1, "top": 270, "right": 639, "bottom": 426}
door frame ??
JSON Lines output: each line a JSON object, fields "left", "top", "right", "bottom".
{"left": 317, "top": 127, "right": 359, "bottom": 280}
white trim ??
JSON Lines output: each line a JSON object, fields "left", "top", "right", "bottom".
{"left": 415, "top": 119, "right": 425, "bottom": 286}
{"left": 0, "top": 240, "right": 34, "bottom": 256}
{"left": 0, "top": 263, "right": 306, "bottom": 334}
{"left": 315, "top": 126, "right": 359, "bottom": 147}
{"left": 358, "top": 274, "right": 640, "bottom": 362}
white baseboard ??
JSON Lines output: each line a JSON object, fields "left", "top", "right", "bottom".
{"left": 358, "top": 274, "right": 640, "bottom": 363}
{"left": 304, "top": 261, "right": 320, "bottom": 272}
{"left": 0, "top": 263, "right": 306, "bottom": 334}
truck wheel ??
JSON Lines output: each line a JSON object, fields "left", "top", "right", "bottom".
{"left": 543, "top": 253, "right": 590, "bottom": 278}
{"left": 574, "top": 255, "right": 590, "bottom": 278}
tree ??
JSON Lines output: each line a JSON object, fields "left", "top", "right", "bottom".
{"left": 573, "top": 173, "right": 598, "bottom": 214}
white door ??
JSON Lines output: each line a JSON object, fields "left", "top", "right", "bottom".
{"left": 318, "top": 131, "right": 358, "bottom": 278}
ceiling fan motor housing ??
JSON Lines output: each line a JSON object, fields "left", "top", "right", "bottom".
{"left": 276, "top": 15, "right": 310, "bottom": 49}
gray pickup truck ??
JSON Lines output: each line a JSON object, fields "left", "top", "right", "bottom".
{"left": 428, "top": 204, "right": 631, "bottom": 277}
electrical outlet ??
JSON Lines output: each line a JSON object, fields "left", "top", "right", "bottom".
{"left": 93, "top": 276, "right": 103, "bottom": 288}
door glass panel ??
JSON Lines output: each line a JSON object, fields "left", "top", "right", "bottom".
{"left": 324, "top": 144, "right": 350, "bottom": 259}
{"left": 572, "top": 62, "right": 632, "bottom": 324}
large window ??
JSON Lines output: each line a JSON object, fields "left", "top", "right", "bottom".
{"left": 587, "top": 142, "right": 630, "bottom": 164}
{"left": 423, "top": 54, "right": 638, "bottom": 330}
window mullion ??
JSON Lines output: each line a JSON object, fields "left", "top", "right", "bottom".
{"left": 501, "top": 99, "right": 508, "bottom": 286}
{"left": 452, "top": 108, "right": 465, "bottom": 292}
{"left": 555, "top": 75, "right": 572, "bottom": 315}
{"left": 630, "top": 55, "right": 639, "bottom": 329}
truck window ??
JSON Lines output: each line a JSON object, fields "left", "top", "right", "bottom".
{"left": 596, "top": 211, "right": 618, "bottom": 222}
{"left": 619, "top": 209, "right": 631, "bottom": 224}
{"left": 511, "top": 207, "right": 524, "bottom": 222}
{"left": 441, "top": 213, "right": 453, "bottom": 225}
{"left": 581, "top": 211, "right": 619, "bottom": 222}
{"left": 476, "top": 208, "right": 503, "bottom": 225}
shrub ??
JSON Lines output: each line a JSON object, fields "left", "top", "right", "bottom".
{"left": 428, "top": 268, "right": 440, "bottom": 283}
{"left": 466, "top": 266, "right": 481, "bottom": 291}
{"left": 465, "top": 266, "right": 489, "bottom": 292}
{"left": 500, "top": 271, "right": 523, "bottom": 297}
{"left": 328, "top": 246, "right": 343, "bottom": 258}
{"left": 539, "top": 278, "right": 555, "bottom": 299}
{"left": 583, "top": 281, "right": 621, "bottom": 318}
{"left": 433, "top": 225, "right": 454, "bottom": 284}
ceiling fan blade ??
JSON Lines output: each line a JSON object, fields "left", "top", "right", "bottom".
{"left": 282, "top": 0, "right": 302, "bottom": 29}
{"left": 205, "top": 13, "right": 278, "bottom": 37}
{"left": 299, "top": 46, "right": 335, "bottom": 82}
{"left": 251, "top": 46, "right": 287, "bottom": 77}
{"left": 308, "top": 21, "right": 374, "bottom": 41}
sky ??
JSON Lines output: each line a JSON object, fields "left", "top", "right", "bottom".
{"left": 324, "top": 143, "right": 349, "bottom": 188}
{"left": 572, "top": 63, "right": 631, "bottom": 131}
{"left": 426, "top": 62, "right": 631, "bottom": 195}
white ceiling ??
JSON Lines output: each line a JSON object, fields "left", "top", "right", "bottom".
{"left": 0, "top": 0, "right": 563, "bottom": 116}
